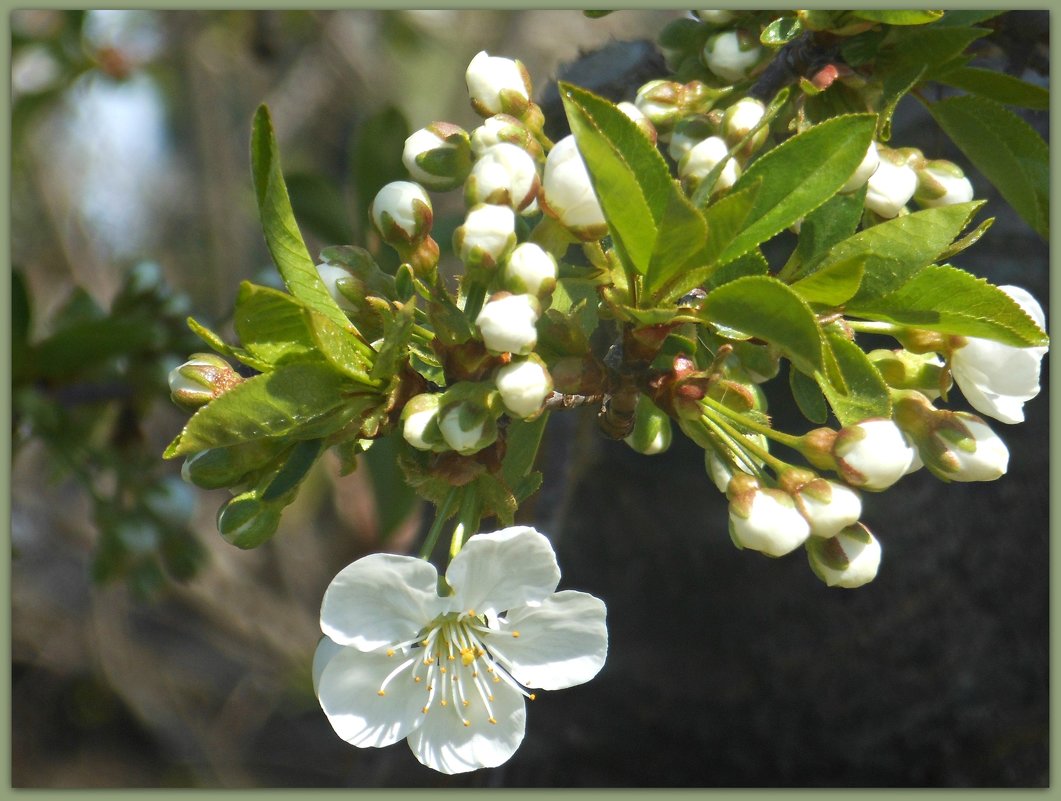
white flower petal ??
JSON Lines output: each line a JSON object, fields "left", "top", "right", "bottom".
{"left": 407, "top": 677, "right": 526, "bottom": 774}
{"left": 492, "top": 590, "right": 608, "bottom": 690}
{"left": 312, "top": 635, "right": 344, "bottom": 695}
{"left": 445, "top": 527, "right": 560, "bottom": 616}
{"left": 317, "top": 646, "right": 424, "bottom": 748}
{"left": 321, "top": 554, "right": 444, "bottom": 650}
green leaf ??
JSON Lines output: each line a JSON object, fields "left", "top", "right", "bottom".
{"left": 31, "top": 317, "right": 162, "bottom": 380}
{"left": 550, "top": 276, "right": 600, "bottom": 338}
{"left": 260, "top": 438, "right": 325, "bottom": 502}
{"left": 847, "top": 265, "right": 1049, "bottom": 347}
{"left": 808, "top": 201, "right": 984, "bottom": 305}
{"left": 760, "top": 15, "right": 802, "bottom": 45}
{"left": 186, "top": 317, "right": 271, "bottom": 373}
{"left": 795, "top": 185, "right": 866, "bottom": 266}
{"left": 790, "top": 254, "right": 866, "bottom": 307}
{"left": 851, "top": 10, "right": 944, "bottom": 25}
{"left": 652, "top": 181, "right": 761, "bottom": 304}
{"left": 234, "top": 282, "right": 316, "bottom": 365}
{"left": 789, "top": 367, "right": 828, "bottom": 424}
{"left": 933, "top": 10, "right": 1002, "bottom": 27}
{"left": 934, "top": 66, "right": 1049, "bottom": 110}
{"left": 164, "top": 361, "right": 358, "bottom": 458}
{"left": 879, "top": 25, "right": 989, "bottom": 76}
{"left": 816, "top": 332, "right": 891, "bottom": 427}
{"left": 370, "top": 299, "right": 416, "bottom": 382}
{"left": 701, "top": 276, "right": 823, "bottom": 374}
{"left": 718, "top": 114, "right": 877, "bottom": 265}
{"left": 704, "top": 249, "right": 769, "bottom": 292}
{"left": 251, "top": 105, "right": 349, "bottom": 329}
{"left": 926, "top": 95, "right": 1049, "bottom": 239}
{"left": 304, "top": 309, "right": 376, "bottom": 383}
{"left": 560, "top": 83, "right": 707, "bottom": 288}
{"left": 501, "top": 413, "right": 549, "bottom": 490}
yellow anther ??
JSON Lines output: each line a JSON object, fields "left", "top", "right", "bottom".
{"left": 492, "top": 676, "right": 500, "bottom": 683}
{"left": 463, "top": 700, "right": 470, "bottom": 707}
{"left": 468, "top": 609, "right": 477, "bottom": 617}
{"left": 488, "top": 717, "right": 497, "bottom": 725}
{"left": 420, "top": 639, "right": 428, "bottom": 647}
{"left": 463, "top": 720, "right": 470, "bottom": 727}
{"left": 460, "top": 648, "right": 475, "bottom": 666}
{"left": 487, "top": 694, "right": 494, "bottom": 702}
{"left": 529, "top": 693, "right": 537, "bottom": 701}
{"left": 414, "top": 676, "right": 422, "bottom": 683}
{"left": 511, "top": 630, "right": 521, "bottom": 638}
{"left": 472, "top": 671, "right": 479, "bottom": 678}
{"left": 475, "top": 647, "right": 485, "bottom": 657}
{"left": 425, "top": 657, "right": 435, "bottom": 665}
{"left": 428, "top": 685, "right": 434, "bottom": 692}
{"left": 448, "top": 654, "right": 455, "bottom": 661}
{"left": 421, "top": 706, "right": 429, "bottom": 714}
{"left": 441, "top": 700, "right": 448, "bottom": 707}
{"left": 440, "top": 666, "right": 447, "bottom": 674}
{"left": 377, "top": 690, "right": 386, "bottom": 697}
{"left": 386, "top": 649, "right": 395, "bottom": 657}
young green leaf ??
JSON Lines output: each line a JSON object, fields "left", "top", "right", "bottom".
{"left": 790, "top": 254, "right": 866, "bottom": 307}
{"left": 815, "top": 332, "right": 892, "bottom": 427}
{"left": 251, "top": 105, "right": 350, "bottom": 329}
{"left": 847, "top": 264, "right": 1049, "bottom": 347}
{"left": 304, "top": 309, "right": 377, "bottom": 384}
{"left": 186, "top": 317, "right": 271, "bottom": 373}
{"left": 926, "top": 95, "right": 1048, "bottom": 239}
{"left": 808, "top": 201, "right": 983, "bottom": 305}
{"left": 164, "top": 361, "right": 362, "bottom": 458}
{"left": 850, "top": 10, "right": 944, "bottom": 25}
{"left": 789, "top": 366, "right": 828, "bottom": 424}
{"left": 701, "top": 275, "right": 824, "bottom": 375}
{"left": 234, "top": 282, "right": 317, "bottom": 366}
{"left": 795, "top": 186, "right": 866, "bottom": 266}
{"left": 717, "top": 114, "right": 877, "bottom": 265}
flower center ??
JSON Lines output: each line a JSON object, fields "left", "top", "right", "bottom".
{"left": 376, "top": 611, "right": 534, "bottom": 729}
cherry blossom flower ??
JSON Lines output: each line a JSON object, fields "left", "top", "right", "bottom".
{"left": 314, "top": 527, "right": 608, "bottom": 774}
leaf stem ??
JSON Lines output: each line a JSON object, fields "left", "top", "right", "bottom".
{"left": 419, "top": 487, "right": 459, "bottom": 560}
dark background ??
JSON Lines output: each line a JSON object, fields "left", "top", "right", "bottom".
{"left": 11, "top": 10, "right": 1049, "bottom": 788}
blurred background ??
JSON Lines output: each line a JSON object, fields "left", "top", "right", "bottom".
{"left": 10, "top": 9, "right": 1049, "bottom": 788}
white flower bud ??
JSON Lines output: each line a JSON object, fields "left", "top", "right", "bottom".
{"left": 315, "top": 262, "right": 359, "bottom": 311}
{"left": 728, "top": 484, "right": 811, "bottom": 557}
{"left": 914, "top": 159, "right": 975, "bottom": 208}
{"left": 616, "top": 101, "right": 657, "bottom": 143}
{"left": 950, "top": 285, "right": 1048, "bottom": 424}
{"left": 540, "top": 135, "right": 608, "bottom": 239}
{"left": 833, "top": 419, "right": 918, "bottom": 490}
{"left": 453, "top": 203, "right": 517, "bottom": 269}
{"left": 402, "top": 123, "right": 471, "bottom": 191}
{"left": 495, "top": 358, "right": 552, "bottom": 419}
{"left": 863, "top": 148, "right": 917, "bottom": 218}
{"left": 370, "top": 181, "right": 433, "bottom": 243}
{"left": 668, "top": 115, "right": 717, "bottom": 162}
{"left": 634, "top": 79, "right": 684, "bottom": 134}
{"left": 464, "top": 142, "right": 539, "bottom": 211}
{"left": 806, "top": 523, "right": 882, "bottom": 588}
{"left": 401, "top": 393, "right": 445, "bottom": 452}
{"left": 475, "top": 293, "right": 540, "bottom": 355}
{"left": 469, "top": 114, "right": 542, "bottom": 161}
{"left": 702, "top": 29, "right": 763, "bottom": 83}
{"left": 679, "top": 135, "right": 740, "bottom": 195}
{"left": 503, "top": 242, "right": 557, "bottom": 296}
{"left": 928, "top": 413, "right": 1009, "bottom": 482}
{"left": 438, "top": 403, "right": 494, "bottom": 455}
{"left": 840, "top": 140, "right": 880, "bottom": 193}
{"left": 465, "top": 50, "right": 531, "bottom": 117}
{"left": 796, "top": 479, "right": 863, "bottom": 539}
{"left": 722, "top": 97, "right": 766, "bottom": 148}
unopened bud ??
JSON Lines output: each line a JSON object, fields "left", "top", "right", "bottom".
{"left": 702, "top": 29, "right": 764, "bottom": 83}
{"left": 679, "top": 135, "right": 740, "bottom": 195}
{"left": 168, "top": 353, "right": 242, "bottom": 411}
{"left": 728, "top": 481, "right": 811, "bottom": 558}
{"left": 453, "top": 203, "right": 517, "bottom": 270}
{"left": 502, "top": 242, "right": 557, "bottom": 297}
{"left": 475, "top": 293, "right": 540, "bottom": 355}
{"left": 914, "top": 159, "right": 975, "bottom": 208}
{"left": 792, "top": 476, "right": 863, "bottom": 539}
{"left": 370, "top": 180, "right": 433, "bottom": 246}
{"left": 668, "top": 114, "right": 720, "bottom": 162}
{"left": 402, "top": 122, "right": 472, "bottom": 192}
{"left": 634, "top": 80, "right": 685, "bottom": 135}
{"left": 539, "top": 134, "right": 608, "bottom": 240}
{"left": 695, "top": 9, "right": 737, "bottom": 24}
{"left": 465, "top": 50, "right": 533, "bottom": 118}
{"left": 217, "top": 491, "right": 282, "bottom": 549}
{"left": 840, "top": 140, "right": 880, "bottom": 193}
{"left": 864, "top": 146, "right": 918, "bottom": 219}
{"left": 464, "top": 142, "right": 540, "bottom": 211}
{"left": 833, "top": 418, "right": 918, "bottom": 490}
{"left": 438, "top": 399, "right": 499, "bottom": 456}
{"left": 401, "top": 393, "right": 446, "bottom": 452}
{"left": 806, "top": 523, "right": 882, "bottom": 588}
{"left": 495, "top": 356, "right": 552, "bottom": 419}
{"left": 616, "top": 101, "right": 658, "bottom": 144}
{"left": 721, "top": 97, "right": 767, "bottom": 155}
